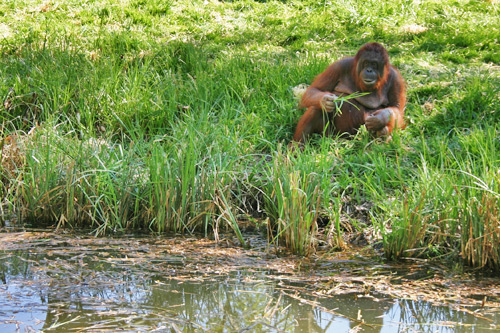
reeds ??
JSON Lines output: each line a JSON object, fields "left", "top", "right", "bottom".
{"left": 11, "top": 124, "right": 245, "bottom": 242}
{"left": 263, "top": 155, "right": 321, "bottom": 255}
{"left": 375, "top": 126, "right": 500, "bottom": 269}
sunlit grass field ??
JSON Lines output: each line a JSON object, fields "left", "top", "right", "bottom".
{"left": 1, "top": 0, "right": 499, "bottom": 269}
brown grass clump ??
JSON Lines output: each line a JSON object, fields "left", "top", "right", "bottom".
{"left": 1, "top": 135, "right": 25, "bottom": 181}
{"left": 402, "top": 24, "right": 428, "bottom": 34}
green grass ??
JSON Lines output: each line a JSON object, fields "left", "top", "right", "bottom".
{"left": 1, "top": 0, "right": 499, "bottom": 269}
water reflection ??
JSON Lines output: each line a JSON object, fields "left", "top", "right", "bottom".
{"left": 0, "top": 243, "right": 497, "bottom": 332}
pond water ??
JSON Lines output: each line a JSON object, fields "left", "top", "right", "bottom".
{"left": 1, "top": 230, "right": 499, "bottom": 332}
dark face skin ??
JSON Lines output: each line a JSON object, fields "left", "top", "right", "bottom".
{"left": 357, "top": 53, "right": 385, "bottom": 90}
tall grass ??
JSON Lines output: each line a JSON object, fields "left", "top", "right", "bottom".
{"left": 146, "top": 131, "right": 239, "bottom": 236}
{"left": 262, "top": 150, "right": 322, "bottom": 255}
{"left": 14, "top": 123, "right": 247, "bottom": 243}
{"left": 1, "top": 0, "right": 499, "bottom": 267}
{"left": 19, "top": 127, "right": 146, "bottom": 232}
{"left": 454, "top": 127, "right": 500, "bottom": 268}
{"left": 374, "top": 125, "right": 500, "bottom": 269}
